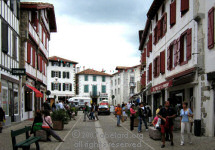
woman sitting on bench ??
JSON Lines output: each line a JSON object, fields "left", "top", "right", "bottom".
{"left": 42, "top": 110, "right": 64, "bottom": 142}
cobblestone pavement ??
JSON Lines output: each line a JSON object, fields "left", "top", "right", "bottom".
{"left": 1, "top": 112, "right": 215, "bottom": 150}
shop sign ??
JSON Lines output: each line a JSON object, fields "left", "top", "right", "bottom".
{"left": 151, "top": 80, "right": 173, "bottom": 92}
{"left": 100, "top": 93, "right": 108, "bottom": 97}
{"left": 12, "top": 68, "right": 26, "bottom": 76}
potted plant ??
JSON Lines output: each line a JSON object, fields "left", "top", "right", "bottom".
{"left": 51, "top": 109, "right": 69, "bottom": 130}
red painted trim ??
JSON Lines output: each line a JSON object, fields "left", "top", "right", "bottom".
{"left": 166, "top": 67, "right": 196, "bottom": 80}
{"left": 151, "top": 80, "right": 173, "bottom": 92}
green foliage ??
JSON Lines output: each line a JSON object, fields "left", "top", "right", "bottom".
{"left": 51, "top": 109, "right": 69, "bottom": 122}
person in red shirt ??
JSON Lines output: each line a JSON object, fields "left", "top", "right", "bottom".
{"left": 130, "top": 104, "right": 136, "bottom": 131}
{"left": 115, "top": 104, "right": 122, "bottom": 127}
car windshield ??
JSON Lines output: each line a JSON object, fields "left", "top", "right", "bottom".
{"left": 99, "top": 105, "right": 108, "bottom": 108}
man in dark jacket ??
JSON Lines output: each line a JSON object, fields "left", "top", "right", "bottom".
{"left": 94, "top": 104, "right": 99, "bottom": 120}
{"left": 0, "top": 106, "right": 5, "bottom": 133}
{"left": 138, "top": 103, "right": 148, "bottom": 133}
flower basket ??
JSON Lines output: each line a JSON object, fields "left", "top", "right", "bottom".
{"left": 51, "top": 109, "right": 69, "bottom": 130}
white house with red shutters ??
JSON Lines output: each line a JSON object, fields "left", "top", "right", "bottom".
{"left": 139, "top": 0, "right": 215, "bottom": 136}
{"left": 0, "top": 0, "right": 20, "bottom": 126}
{"left": 19, "top": 2, "right": 57, "bottom": 120}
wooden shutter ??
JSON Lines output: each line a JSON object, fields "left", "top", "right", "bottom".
{"left": 147, "top": 44, "right": 150, "bottom": 57}
{"left": 157, "top": 56, "right": 160, "bottom": 77}
{"left": 149, "top": 63, "right": 152, "bottom": 81}
{"left": 158, "top": 20, "right": 161, "bottom": 39}
{"left": 170, "top": 0, "right": 176, "bottom": 26}
{"left": 59, "top": 83, "right": 61, "bottom": 91}
{"left": 163, "top": 13, "right": 167, "bottom": 35}
{"left": 153, "top": 27, "right": 157, "bottom": 45}
{"left": 41, "top": 28, "right": 44, "bottom": 43}
{"left": 147, "top": 69, "right": 149, "bottom": 83}
{"left": 63, "top": 83, "right": 65, "bottom": 91}
{"left": 181, "top": 0, "right": 189, "bottom": 13}
{"left": 63, "top": 72, "right": 66, "bottom": 78}
{"left": 187, "top": 28, "right": 192, "bottom": 60}
{"left": 167, "top": 46, "right": 171, "bottom": 70}
{"left": 40, "top": 56, "right": 42, "bottom": 72}
{"left": 153, "top": 59, "right": 156, "bottom": 78}
{"left": 37, "top": 55, "right": 40, "bottom": 70}
{"left": 51, "top": 71, "right": 54, "bottom": 78}
{"left": 70, "top": 84, "right": 72, "bottom": 91}
{"left": 160, "top": 50, "right": 165, "bottom": 74}
{"left": 208, "top": 7, "right": 214, "bottom": 49}
{"left": 44, "top": 60, "right": 46, "bottom": 75}
{"left": 27, "top": 42, "right": 31, "bottom": 64}
{"left": 174, "top": 40, "right": 178, "bottom": 67}
{"left": 59, "top": 71, "right": 61, "bottom": 78}
{"left": 149, "top": 34, "right": 152, "bottom": 52}
{"left": 58, "top": 62, "right": 61, "bottom": 67}
{"left": 141, "top": 71, "right": 146, "bottom": 87}
{"left": 51, "top": 83, "right": 54, "bottom": 90}
{"left": 2, "top": 21, "right": 8, "bottom": 53}
{"left": 32, "top": 49, "right": 35, "bottom": 68}
{"left": 67, "top": 72, "right": 70, "bottom": 79}
{"left": 142, "top": 49, "right": 146, "bottom": 64}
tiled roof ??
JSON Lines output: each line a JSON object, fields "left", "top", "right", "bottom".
{"left": 116, "top": 65, "right": 141, "bottom": 70}
{"left": 76, "top": 69, "right": 112, "bottom": 77}
{"left": 48, "top": 56, "right": 78, "bottom": 64}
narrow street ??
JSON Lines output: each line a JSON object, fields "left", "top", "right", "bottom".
{"left": 1, "top": 112, "right": 215, "bottom": 150}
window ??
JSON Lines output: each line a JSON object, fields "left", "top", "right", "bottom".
{"left": 27, "top": 42, "right": 31, "bottom": 64}
{"left": 208, "top": 7, "right": 214, "bottom": 49}
{"left": 141, "top": 71, "right": 146, "bottom": 87}
{"left": 148, "top": 63, "right": 152, "bottom": 81}
{"left": 84, "top": 85, "right": 89, "bottom": 93}
{"left": 63, "top": 83, "right": 71, "bottom": 91}
{"left": 115, "top": 89, "right": 117, "bottom": 95}
{"left": 63, "top": 62, "right": 70, "bottom": 67}
{"left": 171, "top": 45, "right": 175, "bottom": 69}
{"left": 181, "top": 0, "right": 189, "bottom": 16}
{"left": 84, "top": 75, "right": 88, "bottom": 81}
{"left": 167, "top": 42, "right": 176, "bottom": 70}
{"left": 130, "top": 77, "right": 135, "bottom": 83}
{"left": 102, "top": 85, "right": 106, "bottom": 93}
{"left": 118, "top": 88, "right": 120, "bottom": 94}
{"left": 130, "top": 88, "right": 134, "bottom": 94}
{"left": 12, "top": 32, "right": 17, "bottom": 60}
{"left": 115, "top": 79, "right": 117, "bottom": 85}
{"left": 102, "top": 76, "right": 106, "bottom": 82}
{"left": 118, "top": 78, "right": 120, "bottom": 85}
{"left": 93, "top": 75, "right": 97, "bottom": 81}
{"left": 170, "top": 0, "right": 176, "bottom": 27}
{"left": 51, "top": 71, "right": 61, "bottom": 78}
{"left": 51, "top": 83, "right": 61, "bottom": 91}
{"left": 160, "top": 50, "right": 165, "bottom": 74}
{"left": 153, "top": 56, "right": 160, "bottom": 78}
{"left": 52, "top": 61, "right": 60, "bottom": 66}
{"left": 65, "top": 84, "right": 69, "bottom": 91}
{"left": 2, "top": 21, "right": 8, "bottom": 54}
{"left": 63, "top": 72, "right": 70, "bottom": 79}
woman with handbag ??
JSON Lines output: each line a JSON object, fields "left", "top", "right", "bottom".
{"left": 42, "top": 110, "right": 64, "bottom": 142}
{"left": 0, "top": 105, "right": 5, "bottom": 133}
{"left": 180, "top": 102, "right": 193, "bottom": 146}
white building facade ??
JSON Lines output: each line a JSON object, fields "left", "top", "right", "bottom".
{"left": 76, "top": 69, "right": 112, "bottom": 104}
{"left": 139, "top": 0, "right": 215, "bottom": 136}
{"left": 0, "top": 0, "right": 20, "bottom": 125}
{"left": 111, "top": 65, "right": 141, "bottom": 105}
{"left": 47, "top": 56, "right": 78, "bottom": 103}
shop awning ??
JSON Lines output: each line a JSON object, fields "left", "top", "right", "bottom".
{"left": 26, "top": 85, "right": 43, "bottom": 98}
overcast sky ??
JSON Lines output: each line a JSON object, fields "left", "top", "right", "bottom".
{"left": 22, "top": 0, "right": 153, "bottom": 73}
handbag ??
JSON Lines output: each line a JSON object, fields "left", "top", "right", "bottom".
{"left": 188, "top": 109, "right": 194, "bottom": 123}
{"left": 44, "top": 116, "right": 53, "bottom": 129}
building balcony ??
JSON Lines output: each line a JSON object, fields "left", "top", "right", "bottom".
{"left": 129, "top": 82, "right": 136, "bottom": 87}
{"left": 90, "top": 91, "right": 100, "bottom": 98}
{"left": 37, "top": 70, "right": 47, "bottom": 86}
{"left": 26, "top": 63, "right": 36, "bottom": 78}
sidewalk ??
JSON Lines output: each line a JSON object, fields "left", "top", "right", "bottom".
{"left": 0, "top": 115, "right": 81, "bottom": 150}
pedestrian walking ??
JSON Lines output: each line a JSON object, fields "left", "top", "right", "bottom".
{"left": 127, "top": 101, "right": 131, "bottom": 110}
{"left": 0, "top": 105, "right": 5, "bottom": 133}
{"left": 83, "top": 102, "right": 89, "bottom": 122}
{"left": 138, "top": 103, "right": 148, "bottom": 133}
{"left": 146, "top": 107, "right": 152, "bottom": 123}
{"left": 55, "top": 101, "right": 60, "bottom": 110}
{"left": 94, "top": 104, "right": 99, "bottom": 120}
{"left": 122, "top": 102, "right": 125, "bottom": 108}
{"left": 122, "top": 103, "right": 128, "bottom": 121}
{"left": 156, "top": 105, "right": 162, "bottom": 115}
{"left": 115, "top": 104, "right": 122, "bottom": 127}
{"left": 90, "top": 103, "right": 95, "bottom": 120}
{"left": 158, "top": 100, "right": 176, "bottom": 148}
{"left": 180, "top": 102, "right": 193, "bottom": 146}
{"left": 130, "top": 104, "right": 136, "bottom": 131}
{"left": 42, "top": 110, "right": 64, "bottom": 142}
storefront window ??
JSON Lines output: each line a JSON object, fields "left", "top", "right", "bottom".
{"left": 2, "top": 80, "right": 8, "bottom": 115}
{"left": 13, "top": 84, "right": 19, "bottom": 114}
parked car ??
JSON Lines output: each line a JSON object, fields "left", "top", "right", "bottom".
{"left": 98, "top": 105, "right": 110, "bottom": 115}
{"left": 68, "top": 97, "right": 91, "bottom": 110}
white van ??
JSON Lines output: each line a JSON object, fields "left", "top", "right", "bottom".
{"left": 68, "top": 97, "right": 91, "bottom": 110}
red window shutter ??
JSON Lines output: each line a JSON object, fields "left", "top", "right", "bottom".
{"left": 141, "top": 71, "right": 146, "bottom": 87}
{"left": 141, "top": 50, "right": 146, "bottom": 64}
{"left": 149, "top": 63, "right": 152, "bottom": 81}
{"left": 170, "top": 0, "right": 176, "bottom": 26}
{"left": 27, "top": 42, "right": 31, "bottom": 64}
{"left": 167, "top": 46, "right": 171, "bottom": 70}
{"left": 149, "top": 34, "right": 152, "bottom": 52}
{"left": 187, "top": 28, "right": 192, "bottom": 60}
{"left": 157, "top": 56, "right": 160, "bottom": 77}
{"left": 181, "top": 0, "right": 189, "bottom": 13}
{"left": 42, "top": 28, "right": 44, "bottom": 43}
{"left": 147, "top": 44, "right": 150, "bottom": 57}
{"left": 153, "top": 27, "right": 157, "bottom": 45}
{"left": 32, "top": 49, "right": 35, "bottom": 68}
{"left": 163, "top": 13, "right": 167, "bottom": 35}
{"left": 158, "top": 20, "right": 161, "bottom": 39}
{"left": 147, "top": 69, "right": 149, "bottom": 83}
{"left": 153, "top": 59, "right": 156, "bottom": 78}
{"left": 40, "top": 56, "right": 42, "bottom": 72}
{"left": 37, "top": 55, "right": 40, "bottom": 70}
{"left": 160, "top": 50, "right": 165, "bottom": 74}
{"left": 208, "top": 7, "right": 214, "bottom": 49}
{"left": 174, "top": 40, "right": 178, "bottom": 67}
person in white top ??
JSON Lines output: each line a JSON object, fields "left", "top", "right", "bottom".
{"left": 127, "top": 102, "right": 131, "bottom": 110}
{"left": 58, "top": 101, "right": 65, "bottom": 110}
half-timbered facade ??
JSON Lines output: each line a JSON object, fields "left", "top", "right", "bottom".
{"left": 139, "top": 0, "right": 215, "bottom": 136}
{"left": 0, "top": 0, "right": 20, "bottom": 126}
{"left": 19, "top": 2, "right": 57, "bottom": 120}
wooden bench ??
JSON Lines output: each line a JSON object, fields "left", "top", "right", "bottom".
{"left": 11, "top": 126, "right": 41, "bottom": 150}
{"left": 149, "top": 126, "right": 161, "bottom": 140}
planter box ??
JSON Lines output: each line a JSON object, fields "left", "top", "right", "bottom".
{"left": 134, "top": 118, "right": 139, "bottom": 127}
{"left": 53, "top": 121, "right": 64, "bottom": 130}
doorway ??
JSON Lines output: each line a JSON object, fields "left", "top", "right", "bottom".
{"left": 92, "top": 98, "right": 97, "bottom": 104}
